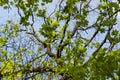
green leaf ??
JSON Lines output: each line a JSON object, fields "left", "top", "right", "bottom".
{"left": 0, "top": 37, "right": 6, "bottom": 46}
{"left": 37, "top": 9, "right": 46, "bottom": 17}
{"left": 52, "top": 20, "right": 59, "bottom": 27}
{"left": 55, "top": 11, "right": 59, "bottom": 18}
{"left": 112, "top": 30, "right": 118, "bottom": 36}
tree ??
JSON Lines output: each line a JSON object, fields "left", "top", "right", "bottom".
{"left": 0, "top": 0, "right": 120, "bottom": 79}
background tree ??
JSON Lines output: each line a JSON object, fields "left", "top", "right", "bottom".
{"left": 0, "top": 0, "right": 120, "bottom": 80}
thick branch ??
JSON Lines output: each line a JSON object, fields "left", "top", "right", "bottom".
{"left": 83, "top": 27, "right": 112, "bottom": 67}
{"left": 57, "top": 25, "right": 78, "bottom": 58}
{"left": 83, "top": 8, "right": 119, "bottom": 67}
{"left": 46, "top": 46, "right": 57, "bottom": 58}
{"left": 84, "top": 29, "right": 98, "bottom": 47}
{"left": 26, "top": 31, "right": 56, "bottom": 58}
{"left": 57, "top": 19, "right": 70, "bottom": 58}
{"left": 26, "top": 32, "right": 46, "bottom": 48}
{"left": 0, "top": 66, "right": 55, "bottom": 78}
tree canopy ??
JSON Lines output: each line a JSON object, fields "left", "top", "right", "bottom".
{"left": 0, "top": 0, "right": 120, "bottom": 80}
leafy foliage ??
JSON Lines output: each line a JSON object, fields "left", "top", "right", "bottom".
{"left": 0, "top": 0, "right": 120, "bottom": 80}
